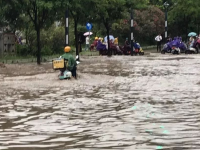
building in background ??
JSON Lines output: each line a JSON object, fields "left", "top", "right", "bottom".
{"left": 0, "top": 30, "right": 16, "bottom": 57}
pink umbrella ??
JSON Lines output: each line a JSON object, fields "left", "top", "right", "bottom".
{"left": 84, "top": 32, "right": 93, "bottom": 36}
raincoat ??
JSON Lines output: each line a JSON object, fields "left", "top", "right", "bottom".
{"left": 61, "top": 53, "right": 76, "bottom": 71}
{"left": 114, "top": 38, "right": 118, "bottom": 45}
{"left": 96, "top": 40, "right": 107, "bottom": 50}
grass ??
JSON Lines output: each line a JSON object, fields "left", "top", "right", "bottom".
{"left": 0, "top": 51, "right": 99, "bottom": 64}
{"left": 0, "top": 46, "right": 157, "bottom": 64}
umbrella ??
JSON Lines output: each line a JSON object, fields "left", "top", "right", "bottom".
{"left": 84, "top": 32, "right": 93, "bottom": 36}
{"left": 188, "top": 32, "right": 197, "bottom": 37}
{"left": 104, "top": 35, "right": 114, "bottom": 42}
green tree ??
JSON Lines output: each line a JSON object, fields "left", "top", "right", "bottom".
{"left": 110, "top": 5, "right": 164, "bottom": 45}
{"left": 93, "top": 0, "right": 148, "bottom": 55}
{"left": 0, "top": 0, "right": 6, "bottom": 29}
{"left": 57, "top": 0, "right": 94, "bottom": 55}
{"left": 2, "top": 0, "right": 61, "bottom": 64}
{"left": 168, "top": 0, "right": 200, "bottom": 39}
{"left": 93, "top": 0, "right": 126, "bottom": 55}
{"left": 148, "top": 0, "right": 173, "bottom": 7}
{"left": 0, "top": 0, "right": 24, "bottom": 32}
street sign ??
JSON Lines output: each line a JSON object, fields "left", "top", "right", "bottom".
{"left": 86, "top": 23, "right": 92, "bottom": 30}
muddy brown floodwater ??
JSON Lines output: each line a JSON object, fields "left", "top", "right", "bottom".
{"left": 1, "top": 54, "right": 200, "bottom": 150}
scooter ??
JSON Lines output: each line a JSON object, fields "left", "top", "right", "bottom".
{"left": 185, "top": 47, "right": 197, "bottom": 54}
{"left": 161, "top": 42, "right": 172, "bottom": 54}
{"left": 161, "top": 37, "right": 187, "bottom": 54}
{"left": 185, "top": 44, "right": 198, "bottom": 54}
{"left": 52, "top": 55, "right": 80, "bottom": 80}
{"left": 121, "top": 42, "right": 144, "bottom": 55}
{"left": 171, "top": 45, "right": 180, "bottom": 54}
{"left": 179, "top": 41, "right": 187, "bottom": 53}
{"left": 170, "top": 38, "right": 180, "bottom": 54}
{"left": 185, "top": 39, "right": 199, "bottom": 54}
{"left": 134, "top": 43, "right": 144, "bottom": 55}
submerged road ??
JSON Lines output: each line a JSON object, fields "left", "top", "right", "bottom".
{"left": 0, "top": 54, "right": 200, "bottom": 150}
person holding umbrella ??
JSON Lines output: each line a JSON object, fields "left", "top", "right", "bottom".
{"left": 83, "top": 32, "right": 93, "bottom": 51}
{"left": 188, "top": 32, "right": 197, "bottom": 37}
{"left": 85, "top": 36, "right": 89, "bottom": 51}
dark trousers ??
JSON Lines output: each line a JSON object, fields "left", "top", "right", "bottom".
{"left": 157, "top": 41, "right": 161, "bottom": 52}
{"left": 71, "top": 66, "right": 77, "bottom": 79}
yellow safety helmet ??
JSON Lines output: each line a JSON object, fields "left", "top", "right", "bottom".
{"left": 64, "top": 46, "right": 71, "bottom": 53}
{"left": 95, "top": 37, "right": 98, "bottom": 40}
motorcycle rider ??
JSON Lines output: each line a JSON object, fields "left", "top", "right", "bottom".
{"left": 61, "top": 46, "right": 77, "bottom": 79}
{"left": 124, "top": 38, "right": 131, "bottom": 49}
{"left": 90, "top": 37, "right": 98, "bottom": 51}
{"left": 114, "top": 37, "right": 122, "bottom": 53}
{"left": 125, "top": 38, "right": 130, "bottom": 46}
{"left": 114, "top": 37, "right": 118, "bottom": 46}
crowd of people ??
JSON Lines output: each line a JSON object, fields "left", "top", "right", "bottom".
{"left": 188, "top": 35, "right": 200, "bottom": 49}
{"left": 84, "top": 36, "right": 118, "bottom": 51}
{"left": 155, "top": 33, "right": 200, "bottom": 52}
{"left": 84, "top": 35, "right": 137, "bottom": 52}
{"left": 84, "top": 33, "right": 200, "bottom": 55}
{"left": 84, "top": 36, "right": 122, "bottom": 53}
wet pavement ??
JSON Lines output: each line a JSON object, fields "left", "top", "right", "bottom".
{"left": 1, "top": 54, "right": 200, "bottom": 150}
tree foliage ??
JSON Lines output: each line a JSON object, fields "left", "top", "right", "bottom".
{"left": 1, "top": 0, "right": 60, "bottom": 64}
{"left": 110, "top": 5, "right": 164, "bottom": 45}
{"left": 0, "top": 0, "right": 183, "bottom": 59}
{"left": 167, "top": 0, "right": 200, "bottom": 40}
{"left": 93, "top": 0, "right": 126, "bottom": 55}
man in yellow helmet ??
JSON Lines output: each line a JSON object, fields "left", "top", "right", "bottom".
{"left": 61, "top": 46, "right": 77, "bottom": 79}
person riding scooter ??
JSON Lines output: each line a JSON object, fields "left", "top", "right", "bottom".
{"left": 123, "top": 38, "right": 131, "bottom": 53}
{"left": 125, "top": 38, "right": 130, "bottom": 47}
{"left": 61, "top": 46, "right": 77, "bottom": 79}
{"left": 171, "top": 38, "right": 180, "bottom": 54}
{"left": 90, "top": 37, "right": 98, "bottom": 51}
{"left": 187, "top": 36, "right": 199, "bottom": 54}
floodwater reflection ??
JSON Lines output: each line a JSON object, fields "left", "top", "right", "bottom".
{"left": 1, "top": 55, "right": 200, "bottom": 149}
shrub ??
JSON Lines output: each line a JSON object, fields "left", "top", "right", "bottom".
{"left": 16, "top": 44, "right": 30, "bottom": 56}
{"left": 41, "top": 45, "right": 52, "bottom": 56}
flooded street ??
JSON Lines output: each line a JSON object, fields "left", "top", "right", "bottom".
{"left": 1, "top": 54, "right": 200, "bottom": 150}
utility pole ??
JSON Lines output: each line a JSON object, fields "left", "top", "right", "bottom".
{"left": 65, "top": 9, "right": 69, "bottom": 46}
{"left": 130, "top": 8, "right": 134, "bottom": 56}
{"left": 164, "top": 2, "right": 169, "bottom": 42}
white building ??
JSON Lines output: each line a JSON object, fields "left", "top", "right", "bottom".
{"left": 0, "top": 31, "right": 16, "bottom": 57}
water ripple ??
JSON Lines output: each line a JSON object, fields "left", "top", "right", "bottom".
{"left": 1, "top": 55, "right": 200, "bottom": 149}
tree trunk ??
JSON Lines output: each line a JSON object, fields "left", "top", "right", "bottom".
{"left": 184, "top": 15, "right": 188, "bottom": 41}
{"left": 36, "top": 27, "right": 41, "bottom": 65}
{"left": 74, "top": 19, "right": 79, "bottom": 60}
{"left": 106, "top": 25, "right": 111, "bottom": 56}
{"left": 185, "top": 24, "right": 188, "bottom": 41}
{"left": 25, "top": 27, "right": 28, "bottom": 46}
{"left": 12, "top": 30, "right": 16, "bottom": 34}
